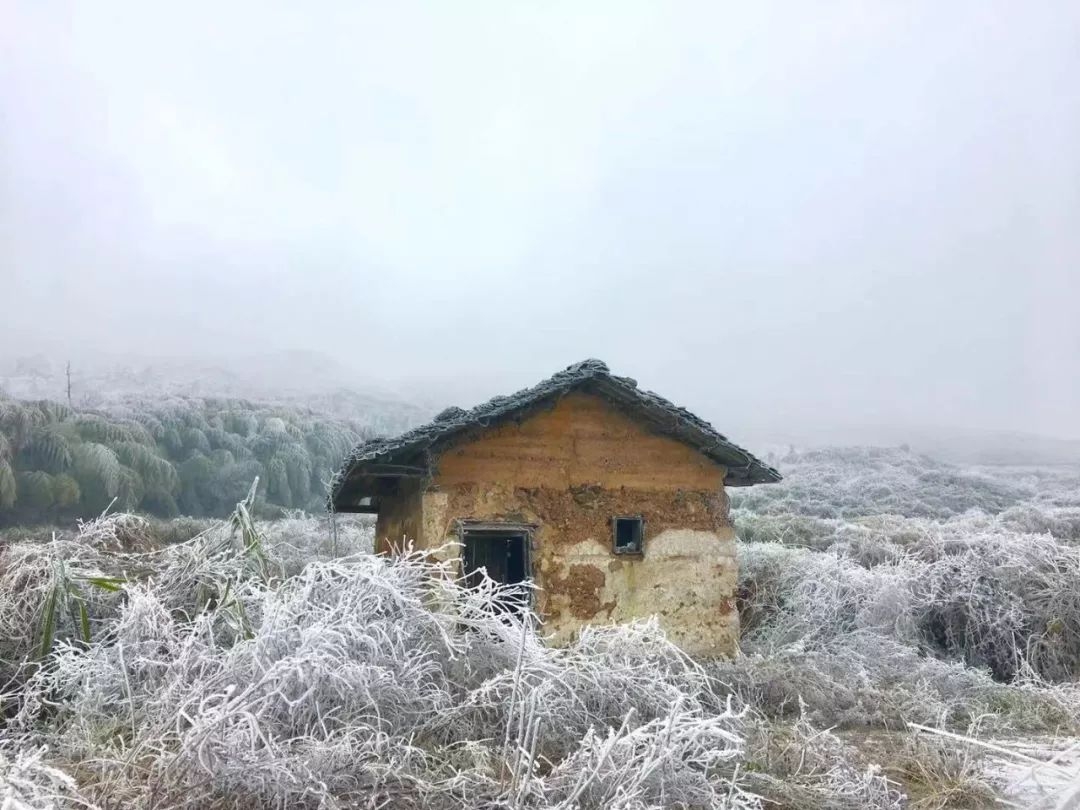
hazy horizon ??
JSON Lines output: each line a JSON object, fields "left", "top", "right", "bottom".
{"left": 4, "top": 2, "right": 1079, "bottom": 441}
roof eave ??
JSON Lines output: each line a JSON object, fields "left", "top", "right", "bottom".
{"left": 329, "top": 359, "right": 783, "bottom": 508}
{"left": 724, "top": 467, "right": 783, "bottom": 487}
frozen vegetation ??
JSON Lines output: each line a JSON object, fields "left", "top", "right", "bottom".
{"left": 0, "top": 394, "right": 392, "bottom": 524}
{"left": 1, "top": 446, "right": 1080, "bottom": 807}
{"left": 0, "top": 504, "right": 778, "bottom": 809}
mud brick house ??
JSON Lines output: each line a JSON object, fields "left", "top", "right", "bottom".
{"left": 330, "top": 359, "right": 780, "bottom": 656}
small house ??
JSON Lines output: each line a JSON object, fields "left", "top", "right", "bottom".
{"left": 330, "top": 359, "right": 780, "bottom": 657}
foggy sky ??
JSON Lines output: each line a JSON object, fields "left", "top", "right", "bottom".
{"left": 3, "top": 2, "right": 1079, "bottom": 441}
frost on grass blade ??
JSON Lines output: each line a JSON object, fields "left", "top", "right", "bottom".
{"left": 4, "top": 447, "right": 1080, "bottom": 808}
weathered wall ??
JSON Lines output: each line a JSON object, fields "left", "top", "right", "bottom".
{"left": 431, "top": 392, "right": 725, "bottom": 492}
{"left": 374, "top": 478, "right": 423, "bottom": 556}
{"left": 417, "top": 392, "right": 739, "bottom": 658}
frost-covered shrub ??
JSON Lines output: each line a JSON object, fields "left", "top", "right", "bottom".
{"left": 6, "top": 443, "right": 1080, "bottom": 807}
{"left": 737, "top": 542, "right": 918, "bottom": 646}
{"left": 908, "top": 525, "right": 1080, "bottom": 681}
{"left": 2, "top": 510, "right": 772, "bottom": 809}
{"left": 0, "top": 745, "right": 89, "bottom": 810}
{"left": 999, "top": 504, "right": 1080, "bottom": 541}
{"left": 542, "top": 704, "right": 750, "bottom": 809}
{"left": 732, "top": 510, "right": 838, "bottom": 547}
{"left": 886, "top": 730, "right": 1005, "bottom": 810}
{"left": 259, "top": 511, "right": 373, "bottom": 574}
{"left": 741, "top": 716, "right": 906, "bottom": 809}
{"left": 713, "top": 634, "right": 1078, "bottom": 734}
{"left": 438, "top": 618, "right": 719, "bottom": 763}
{"left": 736, "top": 524, "right": 1080, "bottom": 685}
{"left": 733, "top": 446, "right": 1080, "bottom": 690}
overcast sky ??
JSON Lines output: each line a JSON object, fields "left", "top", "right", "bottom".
{"left": 3, "top": 2, "right": 1079, "bottom": 440}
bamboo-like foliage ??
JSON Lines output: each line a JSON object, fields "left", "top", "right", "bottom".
{"left": 204, "top": 449, "right": 232, "bottom": 471}
{"left": 21, "top": 425, "right": 74, "bottom": 474}
{"left": 51, "top": 474, "right": 81, "bottom": 509}
{"left": 116, "top": 467, "right": 145, "bottom": 512}
{"left": 224, "top": 410, "right": 258, "bottom": 437}
{"left": 181, "top": 427, "right": 211, "bottom": 455}
{"left": 213, "top": 459, "right": 265, "bottom": 510}
{"left": 0, "top": 400, "right": 39, "bottom": 446}
{"left": 265, "top": 456, "right": 291, "bottom": 507}
{"left": 0, "top": 459, "right": 18, "bottom": 509}
{"left": 114, "top": 418, "right": 155, "bottom": 446}
{"left": 17, "top": 471, "right": 57, "bottom": 511}
{"left": 160, "top": 428, "right": 184, "bottom": 457}
{"left": 261, "top": 416, "right": 287, "bottom": 435}
{"left": 35, "top": 399, "right": 73, "bottom": 424}
{"left": 113, "top": 442, "right": 180, "bottom": 494}
{"left": 0, "top": 393, "right": 376, "bottom": 522}
{"left": 74, "top": 415, "right": 139, "bottom": 445}
{"left": 71, "top": 443, "right": 121, "bottom": 512}
{"left": 134, "top": 413, "right": 165, "bottom": 440}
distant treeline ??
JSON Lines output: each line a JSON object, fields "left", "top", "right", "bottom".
{"left": 0, "top": 395, "right": 374, "bottom": 524}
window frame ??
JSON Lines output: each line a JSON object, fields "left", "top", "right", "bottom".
{"left": 611, "top": 514, "right": 645, "bottom": 555}
{"left": 455, "top": 519, "right": 537, "bottom": 610}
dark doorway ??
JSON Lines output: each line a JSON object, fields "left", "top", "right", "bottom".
{"left": 461, "top": 527, "right": 531, "bottom": 613}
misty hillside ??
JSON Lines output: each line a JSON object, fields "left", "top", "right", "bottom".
{"left": 737, "top": 445, "right": 1080, "bottom": 520}
{"left": 0, "top": 352, "right": 437, "bottom": 525}
{"left": 750, "top": 425, "right": 1080, "bottom": 468}
{"left": 0, "top": 351, "right": 432, "bottom": 423}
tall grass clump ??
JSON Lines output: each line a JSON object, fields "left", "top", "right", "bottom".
{"left": 727, "top": 448, "right": 1080, "bottom": 739}
{"left": 2, "top": 500, "right": 801, "bottom": 809}
{"left": 6, "top": 444, "right": 1080, "bottom": 807}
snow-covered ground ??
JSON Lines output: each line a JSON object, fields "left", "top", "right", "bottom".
{"left": 992, "top": 736, "right": 1080, "bottom": 808}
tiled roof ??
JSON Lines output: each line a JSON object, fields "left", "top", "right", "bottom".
{"left": 330, "top": 359, "right": 780, "bottom": 510}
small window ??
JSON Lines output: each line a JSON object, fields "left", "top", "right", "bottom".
{"left": 613, "top": 516, "right": 644, "bottom": 554}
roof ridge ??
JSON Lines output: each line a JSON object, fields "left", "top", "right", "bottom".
{"left": 330, "top": 359, "right": 780, "bottom": 509}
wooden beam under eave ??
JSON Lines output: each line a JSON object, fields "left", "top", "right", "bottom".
{"left": 334, "top": 504, "right": 381, "bottom": 514}
{"left": 358, "top": 463, "right": 428, "bottom": 477}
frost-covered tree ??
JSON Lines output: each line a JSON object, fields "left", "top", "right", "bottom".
{"left": 0, "top": 460, "right": 15, "bottom": 510}
{"left": 0, "top": 393, "right": 375, "bottom": 524}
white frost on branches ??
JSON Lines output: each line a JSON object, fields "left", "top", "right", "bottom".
{"left": 2, "top": 512, "right": 768, "bottom": 809}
